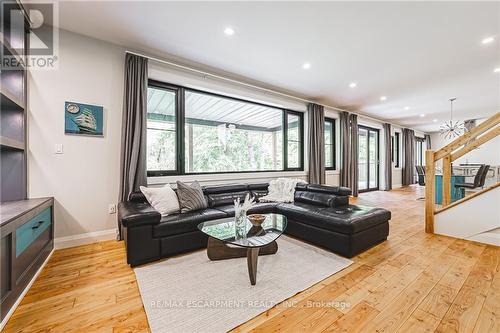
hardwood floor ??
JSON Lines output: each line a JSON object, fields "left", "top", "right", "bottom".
{"left": 3, "top": 186, "right": 498, "bottom": 332}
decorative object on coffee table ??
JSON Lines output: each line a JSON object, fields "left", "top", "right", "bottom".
{"left": 198, "top": 213, "right": 287, "bottom": 285}
{"left": 248, "top": 214, "right": 266, "bottom": 226}
{"left": 233, "top": 193, "right": 255, "bottom": 240}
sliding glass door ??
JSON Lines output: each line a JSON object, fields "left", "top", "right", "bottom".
{"left": 358, "top": 126, "right": 379, "bottom": 192}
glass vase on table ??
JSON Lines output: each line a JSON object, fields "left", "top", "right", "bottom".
{"left": 233, "top": 194, "right": 255, "bottom": 241}
{"left": 234, "top": 210, "right": 248, "bottom": 241}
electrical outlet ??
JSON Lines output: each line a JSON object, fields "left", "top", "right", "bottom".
{"left": 108, "top": 204, "right": 116, "bottom": 214}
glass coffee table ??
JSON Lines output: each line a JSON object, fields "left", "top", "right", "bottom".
{"left": 198, "top": 213, "right": 287, "bottom": 285}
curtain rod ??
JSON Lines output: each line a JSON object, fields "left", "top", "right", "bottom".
{"left": 126, "top": 50, "right": 422, "bottom": 132}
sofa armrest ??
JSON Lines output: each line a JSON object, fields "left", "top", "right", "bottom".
{"left": 118, "top": 201, "right": 161, "bottom": 228}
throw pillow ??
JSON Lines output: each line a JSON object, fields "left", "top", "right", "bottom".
{"left": 140, "top": 184, "right": 180, "bottom": 216}
{"left": 176, "top": 180, "right": 208, "bottom": 212}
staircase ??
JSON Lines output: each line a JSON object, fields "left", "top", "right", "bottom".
{"left": 425, "top": 112, "right": 500, "bottom": 246}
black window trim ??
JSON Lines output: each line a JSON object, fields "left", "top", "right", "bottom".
{"left": 324, "top": 117, "right": 336, "bottom": 170}
{"left": 146, "top": 79, "right": 304, "bottom": 177}
{"left": 393, "top": 132, "right": 400, "bottom": 168}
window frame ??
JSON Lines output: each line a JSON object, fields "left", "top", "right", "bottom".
{"left": 393, "top": 132, "right": 400, "bottom": 168}
{"left": 146, "top": 80, "right": 183, "bottom": 177}
{"left": 146, "top": 79, "right": 304, "bottom": 176}
{"left": 324, "top": 117, "right": 336, "bottom": 170}
{"left": 415, "top": 137, "right": 425, "bottom": 166}
{"left": 283, "top": 110, "right": 304, "bottom": 171}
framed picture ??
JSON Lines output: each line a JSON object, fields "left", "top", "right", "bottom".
{"left": 64, "top": 101, "right": 104, "bottom": 136}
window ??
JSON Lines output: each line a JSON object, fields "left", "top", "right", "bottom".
{"left": 324, "top": 118, "right": 336, "bottom": 169}
{"left": 146, "top": 81, "right": 304, "bottom": 175}
{"left": 184, "top": 90, "right": 283, "bottom": 173}
{"left": 415, "top": 137, "right": 425, "bottom": 166}
{"left": 392, "top": 132, "right": 400, "bottom": 168}
{"left": 285, "top": 112, "right": 303, "bottom": 170}
{"left": 146, "top": 85, "right": 178, "bottom": 174}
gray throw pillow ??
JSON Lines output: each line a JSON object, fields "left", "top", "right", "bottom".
{"left": 176, "top": 181, "right": 208, "bottom": 213}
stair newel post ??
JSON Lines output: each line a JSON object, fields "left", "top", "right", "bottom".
{"left": 425, "top": 150, "right": 435, "bottom": 233}
{"left": 442, "top": 155, "right": 452, "bottom": 206}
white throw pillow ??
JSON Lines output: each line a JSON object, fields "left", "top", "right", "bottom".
{"left": 140, "top": 184, "right": 180, "bottom": 216}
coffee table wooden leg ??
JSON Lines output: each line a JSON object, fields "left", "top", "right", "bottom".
{"left": 247, "top": 247, "right": 260, "bottom": 285}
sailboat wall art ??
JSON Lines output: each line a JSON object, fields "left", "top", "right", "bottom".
{"left": 64, "top": 101, "right": 104, "bottom": 136}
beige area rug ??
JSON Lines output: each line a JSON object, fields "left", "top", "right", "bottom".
{"left": 134, "top": 236, "right": 352, "bottom": 333}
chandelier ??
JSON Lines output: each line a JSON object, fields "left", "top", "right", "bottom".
{"left": 440, "top": 98, "right": 464, "bottom": 139}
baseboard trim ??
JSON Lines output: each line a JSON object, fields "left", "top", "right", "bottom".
{"left": 55, "top": 229, "right": 117, "bottom": 249}
{"left": 0, "top": 248, "right": 55, "bottom": 331}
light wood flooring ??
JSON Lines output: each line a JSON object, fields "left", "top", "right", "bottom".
{"left": 3, "top": 186, "right": 499, "bottom": 332}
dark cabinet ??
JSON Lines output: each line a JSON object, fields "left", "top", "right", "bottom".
{"left": 0, "top": 198, "right": 54, "bottom": 322}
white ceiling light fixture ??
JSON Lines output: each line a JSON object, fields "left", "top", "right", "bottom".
{"left": 349, "top": 82, "right": 357, "bottom": 88}
{"left": 433, "top": 119, "right": 438, "bottom": 122}
{"left": 481, "top": 36, "right": 495, "bottom": 44}
{"left": 380, "top": 96, "right": 387, "bottom": 101}
{"left": 494, "top": 67, "right": 500, "bottom": 73}
{"left": 440, "top": 97, "right": 464, "bottom": 139}
{"left": 420, "top": 114, "right": 425, "bottom": 117}
{"left": 404, "top": 106, "right": 410, "bottom": 110}
{"left": 302, "top": 62, "right": 311, "bottom": 70}
{"left": 224, "top": 27, "right": 234, "bottom": 36}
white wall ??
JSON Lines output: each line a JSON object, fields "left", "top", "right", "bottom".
{"left": 435, "top": 186, "right": 500, "bottom": 246}
{"left": 28, "top": 30, "right": 125, "bottom": 240}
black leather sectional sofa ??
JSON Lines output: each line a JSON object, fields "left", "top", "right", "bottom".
{"left": 118, "top": 183, "right": 391, "bottom": 266}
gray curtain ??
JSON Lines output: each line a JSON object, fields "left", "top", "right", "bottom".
{"left": 119, "top": 54, "right": 148, "bottom": 237}
{"left": 383, "top": 123, "right": 392, "bottom": 190}
{"left": 425, "top": 134, "right": 431, "bottom": 150}
{"left": 307, "top": 103, "right": 325, "bottom": 184}
{"left": 340, "top": 112, "right": 359, "bottom": 196}
{"left": 402, "top": 128, "right": 416, "bottom": 186}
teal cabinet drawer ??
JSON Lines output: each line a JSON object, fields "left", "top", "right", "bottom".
{"left": 15, "top": 207, "right": 52, "bottom": 257}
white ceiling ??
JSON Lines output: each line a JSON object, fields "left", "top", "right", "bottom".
{"left": 56, "top": 1, "right": 500, "bottom": 132}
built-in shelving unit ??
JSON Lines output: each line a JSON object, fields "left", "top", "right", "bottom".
{"left": 1, "top": 0, "right": 27, "bottom": 202}
{"left": 1, "top": 2, "right": 54, "bottom": 328}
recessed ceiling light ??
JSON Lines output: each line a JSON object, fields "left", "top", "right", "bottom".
{"left": 494, "top": 67, "right": 500, "bottom": 73}
{"left": 433, "top": 119, "right": 438, "bottom": 122}
{"left": 481, "top": 36, "right": 495, "bottom": 44}
{"left": 380, "top": 96, "right": 387, "bottom": 101}
{"left": 404, "top": 106, "right": 410, "bottom": 110}
{"left": 420, "top": 114, "right": 425, "bottom": 118}
{"left": 302, "top": 63, "right": 311, "bottom": 69}
{"left": 349, "top": 82, "right": 357, "bottom": 88}
{"left": 224, "top": 27, "right": 234, "bottom": 36}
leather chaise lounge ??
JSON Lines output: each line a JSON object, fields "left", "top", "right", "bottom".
{"left": 118, "top": 183, "right": 391, "bottom": 266}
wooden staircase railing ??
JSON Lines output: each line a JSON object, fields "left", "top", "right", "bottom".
{"left": 425, "top": 112, "right": 500, "bottom": 233}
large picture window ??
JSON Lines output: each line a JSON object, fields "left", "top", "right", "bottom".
{"left": 146, "top": 81, "right": 303, "bottom": 176}
{"left": 324, "top": 118, "right": 336, "bottom": 170}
